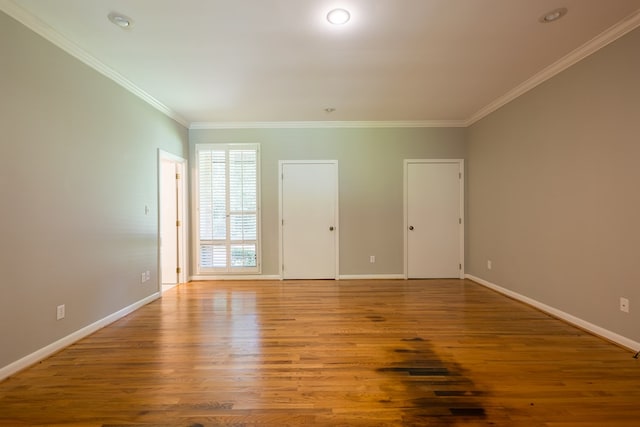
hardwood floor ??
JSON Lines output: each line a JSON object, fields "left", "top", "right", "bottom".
{"left": 1, "top": 279, "right": 639, "bottom": 426}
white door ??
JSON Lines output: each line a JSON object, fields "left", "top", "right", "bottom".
{"left": 281, "top": 161, "right": 338, "bottom": 279}
{"left": 405, "top": 160, "right": 463, "bottom": 279}
{"left": 160, "top": 159, "right": 178, "bottom": 285}
{"left": 159, "top": 152, "right": 187, "bottom": 288}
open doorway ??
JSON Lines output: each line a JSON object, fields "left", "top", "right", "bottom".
{"left": 159, "top": 150, "right": 188, "bottom": 292}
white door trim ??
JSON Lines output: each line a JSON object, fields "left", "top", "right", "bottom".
{"left": 278, "top": 160, "right": 340, "bottom": 280}
{"left": 158, "top": 150, "right": 189, "bottom": 289}
{"left": 403, "top": 159, "right": 464, "bottom": 279}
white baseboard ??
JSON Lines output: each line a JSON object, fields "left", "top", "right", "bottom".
{"left": 339, "top": 274, "right": 405, "bottom": 280}
{"left": 465, "top": 274, "right": 640, "bottom": 353}
{"left": 190, "top": 274, "right": 282, "bottom": 281}
{"left": 190, "top": 274, "right": 406, "bottom": 281}
{"left": 0, "top": 292, "right": 160, "bottom": 382}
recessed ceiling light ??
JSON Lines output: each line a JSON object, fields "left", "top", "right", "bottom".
{"left": 108, "top": 12, "right": 134, "bottom": 29}
{"left": 539, "top": 7, "right": 568, "bottom": 23}
{"left": 327, "top": 8, "right": 350, "bottom": 25}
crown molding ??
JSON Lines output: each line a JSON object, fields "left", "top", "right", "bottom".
{"left": 466, "top": 8, "right": 640, "bottom": 126}
{"left": 3, "top": 0, "right": 638, "bottom": 130}
{"left": 189, "top": 120, "right": 467, "bottom": 130}
{"left": 0, "top": 0, "right": 189, "bottom": 128}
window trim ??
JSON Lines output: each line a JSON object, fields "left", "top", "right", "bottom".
{"left": 193, "top": 143, "right": 261, "bottom": 275}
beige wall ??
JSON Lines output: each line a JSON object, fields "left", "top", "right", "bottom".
{"left": 0, "top": 12, "right": 188, "bottom": 369}
{"left": 467, "top": 28, "right": 640, "bottom": 342}
{"left": 190, "top": 127, "right": 466, "bottom": 276}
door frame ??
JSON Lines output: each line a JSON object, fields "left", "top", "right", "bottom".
{"left": 403, "top": 159, "right": 464, "bottom": 279}
{"left": 158, "top": 150, "right": 189, "bottom": 290}
{"left": 278, "top": 160, "right": 340, "bottom": 280}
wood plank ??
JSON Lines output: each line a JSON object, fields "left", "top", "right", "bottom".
{"left": 0, "top": 279, "right": 639, "bottom": 426}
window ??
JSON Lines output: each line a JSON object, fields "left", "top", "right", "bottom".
{"left": 195, "top": 143, "right": 260, "bottom": 273}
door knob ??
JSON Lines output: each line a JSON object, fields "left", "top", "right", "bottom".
{"left": 329, "top": 226, "right": 335, "bottom": 231}
{"left": 409, "top": 226, "right": 414, "bottom": 230}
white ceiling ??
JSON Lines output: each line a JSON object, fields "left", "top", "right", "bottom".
{"left": 3, "top": 0, "right": 640, "bottom": 127}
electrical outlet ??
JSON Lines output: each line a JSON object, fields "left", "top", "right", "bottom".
{"left": 620, "top": 297, "right": 629, "bottom": 313}
{"left": 56, "top": 304, "right": 65, "bottom": 320}
{"left": 487, "top": 260, "right": 492, "bottom": 270}
{"left": 370, "top": 255, "right": 376, "bottom": 263}
{"left": 141, "top": 272, "right": 147, "bottom": 283}
{"left": 145, "top": 270, "right": 151, "bottom": 281}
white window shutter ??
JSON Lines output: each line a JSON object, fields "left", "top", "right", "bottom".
{"left": 196, "top": 144, "right": 260, "bottom": 273}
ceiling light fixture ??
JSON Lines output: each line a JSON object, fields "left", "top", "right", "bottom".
{"left": 539, "top": 7, "right": 568, "bottom": 23}
{"left": 108, "top": 12, "right": 134, "bottom": 29}
{"left": 327, "top": 8, "right": 351, "bottom": 25}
